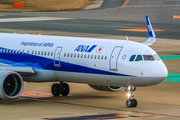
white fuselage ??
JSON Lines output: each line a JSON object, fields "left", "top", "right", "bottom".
{"left": 0, "top": 33, "right": 168, "bottom": 87}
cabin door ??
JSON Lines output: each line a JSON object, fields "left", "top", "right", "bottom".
{"left": 109, "top": 46, "right": 123, "bottom": 71}
{"left": 54, "top": 46, "right": 62, "bottom": 67}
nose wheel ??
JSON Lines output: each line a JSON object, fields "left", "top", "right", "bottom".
{"left": 125, "top": 86, "right": 137, "bottom": 107}
{"left": 51, "top": 82, "right": 70, "bottom": 96}
{"left": 126, "top": 99, "right": 137, "bottom": 107}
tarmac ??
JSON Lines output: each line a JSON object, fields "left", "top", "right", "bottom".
{"left": 1, "top": 81, "right": 180, "bottom": 120}
{"left": 0, "top": 0, "right": 180, "bottom": 120}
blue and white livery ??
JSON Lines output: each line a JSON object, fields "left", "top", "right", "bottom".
{"left": 0, "top": 16, "right": 167, "bottom": 107}
{"left": 143, "top": 16, "right": 156, "bottom": 46}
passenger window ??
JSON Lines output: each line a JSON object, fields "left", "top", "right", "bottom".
{"left": 64, "top": 53, "right": 66, "bottom": 57}
{"left": 38, "top": 51, "right": 40, "bottom": 55}
{"left": 129, "top": 55, "right": 136, "bottom": 61}
{"left": 32, "top": 51, "right": 34, "bottom": 55}
{"left": 81, "top": 54, "right": 83, "bottom": 58}
{"left": 101, "top": 55, "right": 104, "bottom": 60}
{"left": 12, "top": 49, "right": 14, "bottom": 53}
{"left": 41, "top": 51, "right": 43, "bottom": 55}
{"left": 71, "top": 53, "right": 73, "bottom": 57}
{"left": 74, "top": 54, "right": 76, "bottom": 58}
{"left": 22, "top": 50, "right": 24, "bottom": 54}
{"left": 6, "top": 49, "right": 8, "bottom": 53}
{"left": 48, "top": 52, "right": 50, "bottom": 56}
{"left": 87, "top": 54, "right": 90, "bottom": 59}
{"left": 3, "top": 49, "right": 5, "bottom": 53}
{"left": 77, "top": 54, "right": 79, "bottom": 58}
{"left": 44, "top": 51, "right": 46, "bottom": 56}
{"left": 91, "top": 55, "right": 93, "bottom": 59}
{"left": 84, "top": 54, "right": 86, "bottom": 58}
{"left": 9, "top": 49, "right": 11, "bottom": 53}
{"left": 16, "top": 50, "right": 18, "bottom": 53}
{"left": 105, "top": 56, "right": 107, "bottom": 60}
{"left": 143, "top": 55, "right": 155, "bottom": 61}
{"left": 0, "top": 49, "right": 2, "bottom": 52}
{"left": 135, "top": 55, "right": 142, "bottom": 61}
{"left": 18, "top": 50, "right": 21, "bottom": 54}
{"left": 98, "top": 55, "right": 100, "bottom": 59}
{"left": 51, "top": 52, "right": 53, "bottom": 56}
{"left": 94, "top": 55, "right": 97, "bottom": 59}
{"left": 67, "top": 53, "right": 69, "bottom": 57}
{"left": 35, "top": 51, "right": 37, "bottom": 55}
{"left": 27, "top": 50, "right": 29, "bottom": 54}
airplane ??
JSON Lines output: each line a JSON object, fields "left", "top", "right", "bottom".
{"left": 0, "top": 16, "right": 167, "bottom": 107}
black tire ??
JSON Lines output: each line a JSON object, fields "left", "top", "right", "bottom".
{"left": 126, "top": 100, "right": 135, "bottom": 107}
{"left": 126, "top": 100, "right": 132, "bottom": 107}
{"left": 132, "top": 99, "right": 137, "bottom": 107}
{"left": 62, "top": 83, "right": 69, "bottom": 96}
{"left": 51, "top": 83, "right": 61, "bottom": 96}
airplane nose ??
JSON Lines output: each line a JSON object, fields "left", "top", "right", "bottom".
{"left": 150, "top": 61, "right": 168, "bottom": 83}
{"left": 153, "top": 62, "right": 168, "bottom": 77}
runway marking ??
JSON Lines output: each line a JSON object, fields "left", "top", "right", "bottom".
{"left": 104, "top": 0, "right": 130, "bottom": 10}
{"left": 1, "top": 93, "right": 178, "bottom": 119}
{"left": 45, "top": 113, "right": 138, "bottom": 120}
{"left": 160, "top": 55, "right": 180, "bottom": 60}
{"left": 118, "top": 29, "right": 164, "bottom": 32}
{"left": 125, "top": 5, "right": 180, "bottom": 8}
{"left": 173, "top": 16, "right": 180, "bottom": 19}
{"left": 0, "top": 17, "right": 74, "bottom": 23}
{"left": 119, "top": 0, "right": 130, "bottom": 8}
{"left": 165, "top": 73, "right": 180, "bottom": 82}
{"left": 20, "top": 91, "right": 53, "bottom": 98}
{"left": 104, "top": 1, "right": 179, "bottom": 10}
{"left": 140, "top": 114, "right": 158, "bottom": 119}
{"left": 32, "top": 98, "right": 180, "bottom": 118}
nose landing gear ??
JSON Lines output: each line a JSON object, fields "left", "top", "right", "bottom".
{"left": 125, "top": 86, "right": 137, "bottom": 107}
{"left": 51, "top": 82, "right": 70, "bottom": 96}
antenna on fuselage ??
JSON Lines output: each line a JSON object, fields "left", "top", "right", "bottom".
{"left": 126, "top": 36, "right": 129, "bottom": 41}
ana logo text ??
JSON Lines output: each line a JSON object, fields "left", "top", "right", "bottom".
{"left": 74, "top": 45, "right": 97, "bottom": 52}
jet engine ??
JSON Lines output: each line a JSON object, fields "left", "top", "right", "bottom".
{"left": 0, "top": 70, "right": 24, "bottom": 99}
{"left": 88, "top": 84, "right": 123, "bottom": 92}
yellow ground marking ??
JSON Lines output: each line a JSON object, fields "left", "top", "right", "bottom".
{"left": 119, "top": 0, "right": 130, "bottom": 8}
{"left": 173, "top": 15, "right": 180, "bottom": 19}
{"left": 20, "top": 91, "right": 52, "bottom": 98}
{"left": 140, "top": 114, "right": 158, "bottom": 119}
{"left": 118, "top": 29, "right": 164, "bottom": 32}
{"left": 104, "top": 0, "right": 130, "bottom": 10}
{"left": 116, "top": 115, "right": 126, "bottom": 117}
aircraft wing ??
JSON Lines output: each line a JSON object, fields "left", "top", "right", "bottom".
{"left": 142, "top": 16, "right": 156, "bottom": 46}
{"left": 0, "top": 66, "right": 35, "bottom": 76}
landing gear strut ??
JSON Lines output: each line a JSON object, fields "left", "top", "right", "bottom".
{"left": 51, "top": 82, "right": 70, "bottom": 96}
{"left": 125, "top": 86, "right": 137, "bottom": 107}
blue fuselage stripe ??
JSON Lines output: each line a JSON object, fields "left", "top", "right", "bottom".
{"left": 0, "top": 49, "right": 134, "bottom": 77}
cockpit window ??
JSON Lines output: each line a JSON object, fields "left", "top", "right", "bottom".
{"left": 154, "top": 54, "right": 160, "bottom": 60}
{"left": 135, "top": 55, "right": 142, "bottom": 61}
{"left": 129, "top": 55, "right": 136, "bottom": 61}
{"left": 143, "top": 55, "right": 155, "bottom": 61}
